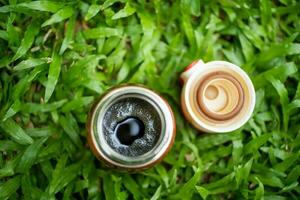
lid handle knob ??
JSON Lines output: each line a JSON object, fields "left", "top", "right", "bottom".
{"left": 180, "top": 60, "right": 205, "bottom": 84}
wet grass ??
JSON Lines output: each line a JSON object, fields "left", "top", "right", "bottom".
{"left": 0, "top": 0, "right": 300, "bottom": 199}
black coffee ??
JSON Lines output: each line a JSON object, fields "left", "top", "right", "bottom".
{"left": 114, "top": 117, "right": 145, "bottom": 145}
{"left": 102, "top": 97, "right": 162, "bottom": 157}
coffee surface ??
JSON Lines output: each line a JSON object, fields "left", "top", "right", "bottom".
{"left": 102, "top": 97, "right": 162, "bottom": 157}
{"left": 114, "top": 117, "right": 145, "bottom": 145}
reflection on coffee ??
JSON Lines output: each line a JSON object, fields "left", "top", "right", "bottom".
{"left": 102, "top": 97, "right": 161, "bottom": 157}
{"left": 114, "top": 117, "right": 145, "bottom": 146}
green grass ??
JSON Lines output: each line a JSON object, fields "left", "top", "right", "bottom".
{"left": 0, "top": 0, "right": 300, "bottom": 199}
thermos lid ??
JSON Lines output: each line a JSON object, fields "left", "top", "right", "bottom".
{"left": 180, "top": 60, "right": 256, "bottom": 133}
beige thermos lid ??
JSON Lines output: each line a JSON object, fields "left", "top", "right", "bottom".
{"left": 180, "top": 60, "right": 256, "bottom": 133}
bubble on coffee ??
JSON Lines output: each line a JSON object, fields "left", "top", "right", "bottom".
{"left": 102, "top": 97, "right": 162, "bottom": 157}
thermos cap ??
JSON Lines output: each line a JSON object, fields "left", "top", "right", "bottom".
{"left": 180, "top": 60, "right": 256, "bottom": 133}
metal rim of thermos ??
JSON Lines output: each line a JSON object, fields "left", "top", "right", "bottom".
{"left": 87, "top": 85, "right": 176, "bottom": 170}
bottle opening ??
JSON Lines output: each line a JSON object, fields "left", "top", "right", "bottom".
{"left": 88, "top": 85, "right": 176, "bottom": 170}
{"left": 102, "top": 97, "right": 162, "bottom": 157}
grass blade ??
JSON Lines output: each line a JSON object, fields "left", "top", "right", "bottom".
{"left": 85, "top": 4, "right": 101, "bottom": 21}
{"left": 177, "top": 168, "right": 202, "bottom": 199}
{"left": 0, "top": 118, "right": 33, "bottom": 145}
{"left": 21, "top": 99, "right": 67, "bottom": 113}
{"left": 0, "top": 176, "right": 21, "bottom": 199}
{"left": 49, "top": 163, "right": 81, "bottom": 195}
{"left": 45, "top": 54, "right": 62, "bottom": 102}
{"left": 267, "top": 76, "right": 289, "bottom": 131}
{"left": 18, "top": 1, "right": 65, "bottom": 12}
{"left": 59, "top": 15, "right": 76, "bottom": 55}
{"left": 14, "top": 57, "right": 51, "bottom": 71}
{"left": 16, "top": 137, "right": 48, "bottom": 173}
{"left": 42, "top": 7, "right": 74, "bottom": 27}
{"left": 59, "top": 113, "right": 82, "bottom": 148}
{"left": 150, "top": 185, "right": 162, "bottom": 200}
{"left": 83, "top": 27, "right": 123, "bottom": 39}
{"left": 12, "top": 20, "right": 40, "bottom": 61}
{"left": 112, "top": 3, "right": 136, "bottom": 20}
